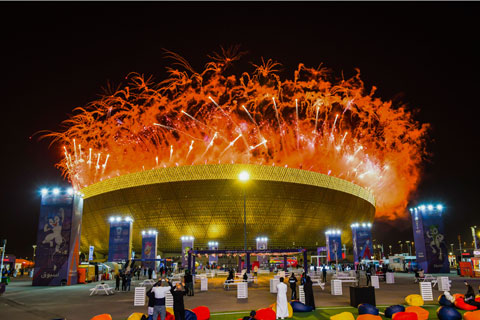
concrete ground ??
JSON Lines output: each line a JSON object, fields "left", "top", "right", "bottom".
{"left": 0, "top": 272, "right": 478, "bottom": 320}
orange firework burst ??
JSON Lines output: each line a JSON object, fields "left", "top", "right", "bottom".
{"left": 43, "top": 49, "right": 429, "bottom": 219}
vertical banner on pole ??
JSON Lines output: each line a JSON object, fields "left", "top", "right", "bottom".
{"left": 410, "top": 204, "right": 450, "bottom": 273}
{"left": 142, "top": 231, "right": 158, "bottom": 269}
{"left": 256, "top": 237, "right": 268, "bottom": 265}
{"left": 88, "top": 246, "right": 94, "bottom": 261}
{"left": 108, "top": 217, "right": 133, "bottom": 262}
{"left": 351, "top": 223, "right": 374, "bottom": 263}
{"left": 33, "top": 188, "right": 83, "bottom": 286}
{"left": 208, "top": 242, "right": 218, "bottom": 265}
{"left": 325, "top": 230, "right": 342, "bottom": 262}
{"left": 181, "top": 236, "right": 194, "bottom": 268}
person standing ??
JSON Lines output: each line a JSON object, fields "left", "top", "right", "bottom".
{"left": 366, "top": 266, "right": 372, "bottom": 286}
{"left": 276, "top": 277, "right": 289, "bottom": 319}
{"left": 304, "top": 276, "right": 315, "bottom": 309}
{"left": 184, "top": 270, "right": 194, "bottom": 296}
{"left": 126, "top": 272, "right": 132, "bottom": 291}
{"left": 170, "top": 281, "right": 187, "bottom": 320}
{"left": 288, "top": 273, "right": 297, "bottom": 300}
{"left": 148, "top": 267, "right": 153, "bottom": 280}
{"left": 322, "top": 266, "right": 327, "bottom": 283}
{"left": 121, "top": 272, "right": 127, "bottom": 291}
{"left": 115, "top": 273, "right": 120, "bottom": 291}
{"left": 151, "top": 279, "right": 172, "bottom": 320}
{"left": 464, "top": 281, "right": 480, "bottom": 308}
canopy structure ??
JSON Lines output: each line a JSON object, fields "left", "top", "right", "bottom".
{"left": 188, "top": 248, "right": 307, "bottom": 274}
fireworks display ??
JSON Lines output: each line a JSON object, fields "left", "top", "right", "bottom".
{"left": 44, "top": 49, "right": 429, "bottom": 219}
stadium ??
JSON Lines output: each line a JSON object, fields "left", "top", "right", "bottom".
{"left": 79, "top": 164, "right": 375, "bottom": 255}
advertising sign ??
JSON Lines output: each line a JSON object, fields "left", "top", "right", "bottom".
{"left": 181, "top": 237, "right": 194, "bottom": 268}
{"left": 411, "top": 205, "right": 450, "bottom": 273}
{"left": 326, "top": 232, "right": 342, "bottom": 262}
{"left": 88, "top": 246, "right": 94, "bottom": 261}
{"left": 33, "top": 190, "right": 83, "bottom": 286}
{"left": 142, "top": 233, "right": 157, "bottom": 269}
{"left": 352, "top": 226, "right": 374, "bottom": 262}
{"left": 108, "top": 220, "right": 132, "bottom": 262}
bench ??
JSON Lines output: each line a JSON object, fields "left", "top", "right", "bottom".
{"left": 89, "top": 284, "right": 114, "bottom": 296}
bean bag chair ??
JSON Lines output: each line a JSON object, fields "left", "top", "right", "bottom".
{"left": 453, "top": 294, "right": 465, "bottom": 300}
{"left": 91, "top": 315, "right": 112, "bottom": 320}
{"left": 439, "top": 295, "right": 454, "bottom": 307}
{"left": 476, "top": 297, "right": 480, "bottom": 303}
{"left": 358, "top": 304, "right": 379, "bottom": 316}
{"left": 455, "top": 298, "right": 478, "bottom": 311}
{"left": 464, "top": 310, "right": 480, "bottom": 320}
{"left": 356, "top": 315, "right": 382, "bottom": 320}
{"left": 156, "top": 311, "right": 175, "bottom": 320}
{"left": 385, "top": 305, "right": 405, "bottom": 318}
{"left": 331, "top": 312, "right": 355, "bottom": 320}
{"left": 255, "top": 308, "right": 276, "bottom": 320}
{"left": 405, "top": 295, "right": 424, "bottom": 307}
{"left": 271, "top": 302, "right": 293, "bottom": 318}
{"left": 128, "top": 313, "right": 146, "bottom": 320}
{"left": 192, "top": 306, "right": 211, "bottom": 320}
{"left": 405, "top": 306, "right": 429, "bottom": 320}
{"left": 185, "top": 310, "right": 198, "bottom": 320}
{"left": 392, "top": 312, "right": 418, "bottom": 320}
{"left": 167, "top": 308, "right": 174, "bottom": 315}
{"left": 437, "top": 306, "right": 462, "bottom": 320}
{"left": 291, "top": 301, "right": 314, "bottom": 313}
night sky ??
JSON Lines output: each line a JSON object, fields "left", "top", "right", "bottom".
{"left": 1, "top": 2, "right": 479, "bottom": 258}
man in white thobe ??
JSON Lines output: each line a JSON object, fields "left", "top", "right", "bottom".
{"left": 276, "top": 277, "right": 289, "bottom": 319}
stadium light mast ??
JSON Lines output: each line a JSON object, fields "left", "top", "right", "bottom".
{"left": 239, "top": 171, "right": 250, "bottom": 251}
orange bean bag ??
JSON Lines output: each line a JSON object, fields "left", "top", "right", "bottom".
{"left": 255, "top": 308, "right": 276, "bottom": 320}
{"left": 356, "top": 314, "right": 382, "bottom": 320}
{"left": 464, "top": 310, "right": 480, "bottom": 320}
{"left": 453, "top": 294, "right": 465, "bottom": 300}
{"left": 476, "top": 297, "right": 480, "bottom": 303}
{"left": 392, "top": 312, "right": 418, "bottom": 320}
{"left": 90, "top": 315, "right": 112, "bottom": 320}
{"left": 192, "top": 306, "right": 211, "bottom": 320}
{"left": 405, "top": 306, "right": 429, "bottom": 320}
{"left": 454, "top": 298, "right": 477, "bottom": 311}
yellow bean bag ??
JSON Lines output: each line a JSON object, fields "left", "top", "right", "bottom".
{"left": 405, "top": 306, "right": 429, "bottom": 320}
{"left": 90, "top": 315, "right": 112, "bottom": 320}
{"left": 331, "top": 312, "right": 355, "bottom": 320}
{"left": 271, "top": 302, "right": 293, "bottom": 318}
{"left": 464, "top": 310, "right": 480, "bottom": 320}
{"left": 405, "top": 294, "right": 424, "bottom": 307}
{"left": 167, "top": 307, "right": 174, "bottom": 315}
{"left": 128, "top": 313, "right": 146, "bottom": 320}
{"left": 357, "top": 315, "right": 382, "bottom": 320}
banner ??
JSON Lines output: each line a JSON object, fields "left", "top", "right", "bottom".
{"left": 208, "top": 243, "right": 218, "bottom": 265}
{"left": 256, "top": 238, "right": 268, "bottom": 265}
{"left": 88, "top": 246, "right": 94, "bottom": 261}
{"left": 33, "top": 190, "right": 83, "bottom": 286}
{"left": 108, "top": 220, "right": 132, "bottom": 262}
{"left": 411, "top": 206, "right": 450, "bottom": 273}
{"left": 326, "top": 232, "right": 342, "bottom": 262}
{"left": 181, "top": 237, "right": 194, "bottom": 268}
{"left": 352, "top": 226, "right": 374, "bottom": 263}
{"left": 142, "top": 233, "right": 157, "bottom": 269}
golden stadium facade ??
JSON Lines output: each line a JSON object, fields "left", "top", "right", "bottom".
{"left": 79, "top": 164, "right": 375, "bottom": 255}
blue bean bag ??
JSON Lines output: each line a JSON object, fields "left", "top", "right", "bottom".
{"left": 358, "top": 304, "right": 379, "bottom": 316}
{"left": 186, "top": 310, "right": 198, "bottom": 320}
{"left": 291, "top": 301, "right": 314, "bottom": 312}
{"left": 438, "top": 295, "right": 454, "bottom": 307}
{"left": 385, "top": 305, "right": 405, "bottom": 318}
{"left": 437, "top": 306, "right": 462, "bottom": 320}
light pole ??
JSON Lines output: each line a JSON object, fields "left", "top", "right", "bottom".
{"left": 471, "top": 226, "right": 478, "bottom": 250}
{"left": 239, "top": 171, "right": 250, "bottom": 251}
{"left": 389, "top": 245, "right": 392, "bottom": 256}
{"left": 398, "top": 241, "right": 403, "bottom": 254}
{"left": 406, "top": 241, "right": 412, "bottom": 256}
{"left": 32, "top": 245, "right": 37, "bottom": 263}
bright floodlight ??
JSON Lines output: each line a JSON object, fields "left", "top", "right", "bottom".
{"left": 109, "top": 217, "right": 115, "bottom": 223}
{"left": 436, "top": 204, "right": 443, "bottom": 211}
{"left": 141, "top": 230, "right": 146, "bottom": 235}
{"left": 115, "top": 217, "right": 121, "bottom": 222}
{"left": 238, "top": 171, "right": 250, "bottom": 182}
{"left": 67, "top": 188, "right": 74, "bottom": 195}
{"left": 427, "top": 204, "right": 434, "bottom": 211}
{"left": 41, "top": 188, "right": 48, "bottom": 196}
{"left": 52, "top": 188, "right": 60, "bottom": 195}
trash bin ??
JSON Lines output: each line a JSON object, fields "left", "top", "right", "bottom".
{"left": 350, "top": 286, "right": 376, "bottom": 307}
{"left": 0, "top": 283, "right": 6, "bottom": 295}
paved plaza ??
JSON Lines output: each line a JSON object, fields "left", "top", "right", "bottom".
{"left": 1, "top": 272, "right": 478, "bottom": 320}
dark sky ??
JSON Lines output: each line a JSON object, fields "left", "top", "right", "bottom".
{"left": 1, "top": 2, "right": 479, "bottom": 258}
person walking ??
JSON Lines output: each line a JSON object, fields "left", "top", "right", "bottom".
{"left": 151, "top": 279, "right": 172, "bottom": 320}
{"left": 115, "top": 272, "right": 120, "bottom": 291}
{"left": 322, "top": 265, "right": 327, "bottom": 283}
{"left": 366, "top": 266, "right": 372, "bottom": 286}
{"left": 288, "top": 273, "right": 297, "bottom": 300}
{"left": 304, "top": 276, "right": 315, "bottom": 309}
{"left": 169, "top": 281, "right": 187, "bottom": 320}
{"left": 275, "top": 277, "right": 289, "bottom": 319}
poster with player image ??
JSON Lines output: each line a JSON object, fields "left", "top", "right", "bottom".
{"left": 326, "top": 233, "right": 342, "bottom": 262}
{"left": 142, "top": 233, "right": 157, "bottom": 269}
{"left": 108, "top": 220, "right": 132, "bottom": 262}
{"left": 33, "top": 191, "right": 82, "bottom": 286}
{"left": 352, "top": 227, "right": 374, "bottom": 263}
{"left": 181, "top": 237, "right": 194, "bottom": 268}
{"left": 411, "top": 206, "right": 450, "bottom": 273}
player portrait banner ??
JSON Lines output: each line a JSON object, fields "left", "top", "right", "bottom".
{"left": 108, "top": 220, "right": 132, "bottom": 262}
{"left": 208, "top": 244, "right": 218, "bottom": 265}
{"left": 181, "top": 237, "right": 194, "bottom": 268}
{"left": 33, "top": 191, "right": 83, "bottom": 286}
{"left": 411, "top": 206, "right": 450, "bottom": 273}
{"left": 326, "top": 233, "right": 342, "bottom": 262}
{"left": 352, "top": 226, "right": 374, "bottom": 263}
{"left": 141, "top": 233, "right": 157, "bottom": 269}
